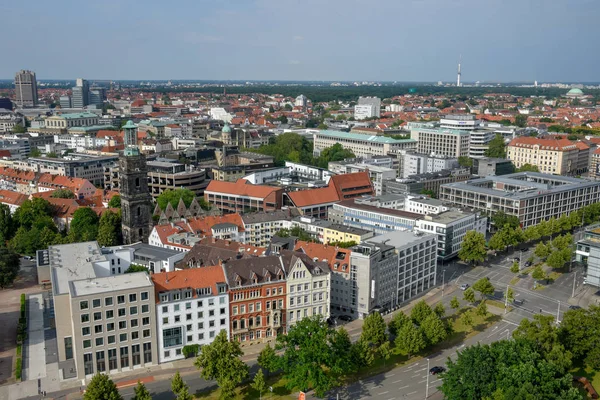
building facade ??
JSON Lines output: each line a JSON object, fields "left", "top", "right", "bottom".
{"left": 147, "top": 161, "right": 208, "bottom": 199}
{"left": 507, "top": 137, "right": 581, "bottom": 176}
{"left": 14, "top": 70, "right": 38, "bottom": 107}
{"left": 204, "top": 179, "right": 284, "bottom": 214}
{"left": 313, "top": 130, "right": 416, "bottom": 158}
{"left": 408, "top": 122, "right": 471, "bottom": 158}
{"left": 401, "top": 152, "right": 459, "bottom": 179}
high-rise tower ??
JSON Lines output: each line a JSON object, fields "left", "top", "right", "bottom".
{"left": 14, "top": 70, "right": 38, "bottom": 107}
{"left": 457, "top": 56, "right": 462, "bottom": 87}
{"left": 119, "top": 120, "right": 152, "bottom": 244}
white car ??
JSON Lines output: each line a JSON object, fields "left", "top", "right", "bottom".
{"left": 460, "top": 283, "right": 470, "bottom": 291}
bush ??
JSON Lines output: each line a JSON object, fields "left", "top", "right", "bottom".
{"left": 182, "top": 344, "right": 200, "bottom": 358}
{"left": 16, "top": 344, "right": 21, "bottom": 357}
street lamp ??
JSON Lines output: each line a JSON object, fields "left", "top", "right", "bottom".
{"left": 556, "top": 301, "right": 561, "bottom": 324}
{"left": 425, "top": 358, "right": 430, "bottom": 399}
{"left": 442, "top": 269, "right": 446, "bottom": 297}
{"left": 572, "top": 271, "right": 577, "bottom": 298}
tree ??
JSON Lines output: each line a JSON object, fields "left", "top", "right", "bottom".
{"left": 317, "top": 123, "right": 328, "bottom": 129}
{"left": 176, "top": 386, "right": 193, "bottom": 400}
{"left": 491, "top": 211, "right": 520, "bottom": 230}
{"left": 510, "top": 261, "right": 519, "bottom": 274}
{"left": 420, "top": 189, "right": 436, "bottom": 198}
{"left": 450, "top": 296, "right": 460, "bottom": 310}
{"left": 330, "top": 328, "right": 356, "bottom": 376}
{"left": 434, "top": 302, "right": 446, "bottom": 318}
{"left": 46, "top": 151, "right": 59, "bottom": 158}
{"left": 171, "top": 371, "right": 187, "bottom": 397}
{"left": 251, "top": 369, "right": 267, "bottom": 400}
{"left": 13, "top": 198, "right": 53, "bottom": 230}
{"left": 546, "top": 248, "right": 571, "bottom": 270}
{"left": 257, "top": 343, "right": 278, "bottom": 375}
{"left": 0, "top": 248, "right": 20, "bottom": 288}
{"left": 125, "top": 264, "right": 149, "bottom": 274}
{"left": 360, "top": 312, "right": 387, "bottom": 350}
{"left": 83, "top": 373, "right": 123, "bottom": 400}
{"left": 458, "top": 156, "right": 473, "bottom": 168}
{"left": 504, "top": 287, "right": 514, "bottom": 303}
{"left": 156, "top": 188, "right": 195, "bottom": 210}
{"left": 284, "top": 103, "right": 293, "bottom": 111}
{"left": 195, "top": 330, "right": 248, "bottom": 400}
{"left": 463, "top": 288, "right": 476, "bottom": 304}
{"left": 30, "top": 148, "right": 41, "bottom": 157}
{"left": 69, "top": 207, "right": 100, "bottom": 242}
{"left": 132, "top": 381, "right": 152, "bottom": 400}
{"left": 421, "top": 313, "right": 448, "bottom": 346}
{"left": 395, "top": 322, "right": 426, "bottom": 357}
{"left": 534, "top": 242, "right": 551, "bottom": 260}
{"left": 516, "top": 163, "right": 540, "bottom": 173}
{"left": 274, "top": 316, "right": 339, "bottom": 397}
{"left": 97, "top": 210, "right": 122, "bottom": 247}
{"left": 461, "top": 310, "right": 474, "bottom": 330}
{"left": 12, "top": 124, "right": 26, "bottom": 134}
{"left": 315, "top": 143, "right": 355, "bottom": 169}
{"left": 0, "top": 203, "right": 14, "bottom": 244}
{"left": 531, "top": 265, "right": 546, "bottom": 282}
{"left": 476, "top": 300, "right": 488, "bottom": 317}
{"left": 108, "top": 195, "right": 121, "bottom": 208}
{"left": 515, "top": 114, "right": 528, "bottom": 127}
{"left": 51, "top": 189, "right": 75, "bottom": 199}
{"left": 388, "top": 311, "right": 409, "bottom": 337}
{"left": 513, "top": 314, "right": 560, "bottom": 354}
{"left": 379, "top": 341, "right": 392, "bottom": 366}
{"left": 458, "top": 231, "right": 487, "bottom": 266}
{"left": 488, "top": 230, "right": 508, "bottom": 253}
{"left": 472, "top": 277, "right": 495, "bottom": 299}
{"left": 484, "top": 134, "right": 506, "bottom": 158}
{"left": 411, "top": 300, "right": 434, "bottom": 325}
{"left": 559, "top": 306, "right": 600, "bottom": 367}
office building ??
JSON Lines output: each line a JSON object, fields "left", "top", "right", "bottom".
{"left": 313, "top": 130, "right": 416, "bottom": 158}
{"left": 384, "top": 168, "right": 471, "bottom": 198}
{"left": 72, "top": 78, "right": 90, "bottom": 108}
{"left": 14, "top": 70, "right": 38, "bottom": 107}
{"left": 50, "top": 242, "right": 158, "bottom": 380}
{"left": 469, "top": 130, "right": 495, "bottom": 159}
{"left": 472, "top": 157, "right": 515, "bottom": 177}
{"left": 408, "top": 122, "right": 471, "bottom": 158}
{"left": 404, "top": 196, "right": 448, "bottom": 215}
{"left": 370, "top": 230, "right": 437, "bottom": 303}
{"left": 349, "top": 242, "right": 398, "bottom": 317}
{"left": 295, "top": 95, "right": 307, "bottom": 108}
{"left": 354, "top": 97, "right": 381, "bottom": 120}
{"left": 439, "top": 114, "right": 479, "bottom": 131}
{"left": 576, "top": 224, "right": 600, "bottom": 288}
{"left": 439, "top": 172, "right": 600, "bottom": 228}
{"left": 506, "top": 136, "right": 586, "bottom": 176}
{"left": 89, "top": 87, "right": 107, "bottom": 106}
{"left": 152, "top": 267, "right": 229, "bottom": 363}
{"left": 147, "top": 161, "right": 209, "bottom": 200}
{"left": 59, "top": 96, "right": 72, "bottom": 109}
{"left": 322, "top": 224, "right": 374, "bottom": 244}
{"left": 204, "top": 179, "right": 284, "bottom": 214}
{"left": 401, "top": 152, "right": 459, "bottom": 179}
{"left": 26, "top": 155, "right": 118, "bottom": 187}
{"left": 45, "top": 112, "right": 99, "bottom": 131}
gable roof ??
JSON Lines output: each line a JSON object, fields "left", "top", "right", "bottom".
{"left": 287, "top": 171, "right": 374, "bottom": 208}
{"left": 151, "top": 265, "right": 226, "bottom": 303}
{"left": 293, "top": 241, "right": 351, "bottom": 274}
{"left": 0, "top": 189, "right": 27, "bottom": 207}
{"left": 508, "top": 137, "right": 577, "bottom": 151}
{"left": 205, "top": 179, "right": 280, "bottom": 199}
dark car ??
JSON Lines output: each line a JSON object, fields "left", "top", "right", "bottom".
{"left": 524, "top": 261, "right": 533, "bottom": 267}
{"left": 338, "top": 315, "right": 353, "bottom": 322}
{"left": 513, "top": 298, "right": 524, "bottom": 306}
{"left": 430, "top": 366, "right": 446, "bottom": 375}
{"left": 514, "top": 257, "right": 520, "bottom": 262}
{"left": 568, "top": 305, "right": 582, "bottom": 310}
{"left": 522, "top": 247, "right": 530, "bottom": 252}
{"left": 326, "top": 317, "right": 337, "bottom": 326}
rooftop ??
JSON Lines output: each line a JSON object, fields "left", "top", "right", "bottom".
{"left": 49, "top": 241, "right": 109, "bottom": 296}
{"left": 51, "top": 112, "right": 98, "bottom": 120}
{"left": 369, "top": 230, "right": 435, "bottom": 248}
{"left": 421, "top": 209, "right": 475, "bottom": 224}
{"left": 335, "top": 198, "right": 423, "bottom": 220}
{"left": 315, "top": 130, "right": 416, "bottom": 144}
{"left": 152, "top": 265, "right": 226, "bottom": 302}
{"left": 70, "top": 272, "right": 152, "bottom": 297}
{"left": 327, "top": 223, "right": 372, "bottom": 236}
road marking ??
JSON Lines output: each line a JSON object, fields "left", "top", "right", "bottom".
{"left": 418, "top": 379, "right": 426, "bottom": 384}
{"left": 407, "top": 391, "right": 418, "bottom": 396}
{"left": 386, "top": 373, "right": 395, "bottom": 377}
{"left": 398, "top": 385, "right": 409, "bottom": 389}
{"left": 393, "top": 379, "right": 403, "bottom": 384}
{"left": 502, "top": 319, "right": 520, "bottom": 326}
{"left": 378, "top": 391, "right": 389, "bottom": 395}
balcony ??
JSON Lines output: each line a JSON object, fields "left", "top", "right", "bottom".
{"left": 232, "top": 326, "right": 249, "bottom": 334}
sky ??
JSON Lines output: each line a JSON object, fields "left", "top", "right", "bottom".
{"left": 0, "top": 0, "right": 598, "bottom": 82}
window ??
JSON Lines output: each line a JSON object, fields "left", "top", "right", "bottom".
{"left": 143, "top": 342, "right": 152, "bottom": 363}
{"left": 83, "top": 340, "right": 91, "bottom": 349}
{"left": 108, "top": 349, "right": 117, "bottom": 370}
{"left": 198, "top": 333, "right": 204, "bottom": 340}
{"left": 80, "top": 301, "right": 89, "bottom": 310}
{"left": 106, "top": 310, "right": 114, "bottom": 319}
{"left": 94, "top": 312, "right": 102, "bottom": 321}
{"left": 186, "top": 302, "right": 191, "bottom": 310}
{"left": 120, "top": 333, "right": 127, "bottom": 342}
{"left": 240, "top": 305, "right": 245, "bottom": 314}
{"left": 143, "top": 329, "right": 151, "bottom": 338}
{"left": 162, "top": 306, "right": 168, "bottom": 313}
{"left": 174, "top": 304, "right": 180, "bottom": 312}
{"left": 208, "top": 299, "right": 214, "bottom": 306}
{"left": 105, "top": 297, "right": 113, "bottom": 306}
{"left": 232, "top": 306, "right": 237, "bottom": 315}
{"left": 129, "top": 293, "right": 137, "bottom": 302}
{"left": 209, "top": 331, "right": 215, "bottom": 338}
{"left": 197, "top": 300, "right": 203, "bottom": 307}
{"left": 132, "top": 344, "right": 141, "bottom": 366}
{"left": 209, "top": 310, "right": 215, "bottom": 317}
{"left": 93, "top": 299, "right": 101, "bottom": 308}
{"left": 95, "top": 325, "right": 103, "bottom": 334}
{"left": 120, "top": 347, "right": 129, "bottom": 368}
{"left": 130, "top": 306, "right": 138, "bottom": 315}
{"left": 132, "top": 331, "right": 139, "bottom": 340}
{"left": 220, "top": 318, "right": 226, "bottom": 326}
{"left": 107, "top": 323, "right": 115, "bottom": 332}
{"left": 174, "top": 316, "right": 180, "bottom": 323}
{"left": 119, "top": 321, "right": 127, "bottom": 330}
{"left": 209, "top": 320, "right": 215, "bottom": 328}
{"left": 84, "top": 353, "right": 93, "bottom": 375}
{"left": 95, "top": 337, "right": 104, "bottom": 347}
{"left": 118, "top": 308, "right": 126, "bottom": 317}
{"left": 117, "top": 295, "right": 125, "bottom": 304}
{"left": 220, "top": 307, "right": 226, "bottom": 315}
{"left": 176, "top": 348, "right": 182, "bottom": 356}
{"left": 135, "top": 177, "right": 140, "bottom": 187}
{"left": 142, "top": 304, "right": 149, "bottom": 313}
{"left": 162, "top": 317, "right": 169, "bottom": 324}
{"left": 187, "top": 335, "right": 193, "bottom": 342}
{"left": 142, "top": 317, "right": 150, "bottom": 326}
{"left": 164, "top": 350, "right": 170, "bottom": 359}
{"left": 256, "top": 302, "right": 261, "bottom": 311}
{"left": 82, "top": 327, "right": 90, "bottom": 336}
{"left": 141, "top": 292, "right": 148, "bottom": 301}
{"left": 198, "top": 322, "right": 204, "bottom": 329}
{"left": 107, "top": 335, "right": 116, "bottom": 344}
{"left": 219, "top": 297, "right": 225, "bottom": 304}
{"left": 64, "top": 337, "right": 73, "bottom": 360}
{"left": 163, "top": 327, "right": 183, "bottom": 348}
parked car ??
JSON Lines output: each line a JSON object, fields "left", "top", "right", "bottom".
{"left": 23, "top": 256, "right": 32, "bottom": 260}
{"left": 326, "top": 317, "right": 337, "bottom": 326}
{"left": 569, "top": 305, "right": 582, "bottom": 310}
{"left": 338, "top": 315, "right": 353, "bottom": 322}
{"left": 521, "top": 247, "right": 530, "bottom": 252}
{"left": 524, "top": 261, "right": 533, "bottom": 267}
{"left": 514, "top": 257, "right": 520, "bottom": 262}
{"left": 513, "top": 299, "right": 524, "bottom": 306}
{"left": 430, "top": 366, "right": 446, "bottom": 375}
{"left": 460, "top": 283, "right": 470, "bottom": 291}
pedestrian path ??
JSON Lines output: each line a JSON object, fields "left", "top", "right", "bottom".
{"left": 24, "top": 294, "right": 46, "bottom": 381}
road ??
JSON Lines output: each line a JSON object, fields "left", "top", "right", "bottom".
{"left": 315, "top": 319, "right": 520, "bottom": 400}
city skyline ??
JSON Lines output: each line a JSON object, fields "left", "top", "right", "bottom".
{"left": 0, "top": 0, "right": 597, "bottom": 82}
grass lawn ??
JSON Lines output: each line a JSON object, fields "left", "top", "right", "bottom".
{"left": 193, "top": 309, "right": 500, "bottom": 399}
{"left": 510, "top": 276, "right": 520, "bottom": 285}
{"left": 548, "top": 271, "right": 562, "bottom": 282}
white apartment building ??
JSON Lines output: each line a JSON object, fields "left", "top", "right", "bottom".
{"left": 356, "top": 97, "right": 381, "bottom": 118}
{"left": 241, "top": 210, "right": 293, "bottom": 247}
{"left": 415, "top": 210, "right": 486, "bottom": 261}
{"left": 313, "top": 130, "right": 416, "bottom": 158}
{"left": 440, "top": 114, "right": 479, "bottom": 131}
{"left": 469, "top": 130, "right": 495, "bottom": 159}
{"left": 404, "top": 196, "right": 449, "bottom": 215}
{"left": 370, "top": 230, "right": 438, "bottom": 304}
{"left": 408, "top": 122, "right": 471, "bottom": 158}
{"left": 401, "top": 151, "right": 459, "bottom": 179}
{"left": 286, "top": 252, "right": 331, "bottom": 328}
{"left": 354, "top": 105, "right": 378, "bottom": 120}
{"left": 152, "top": 266, "right": 229, "bottom": 364}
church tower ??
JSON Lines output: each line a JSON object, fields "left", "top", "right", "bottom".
{"left": 119, "top": 120, "right": 152, "bottom": 244}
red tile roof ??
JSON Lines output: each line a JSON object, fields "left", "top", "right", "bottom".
{"left": 508, "top": 137, "right": 577, "bottom": 151}
{"left": 205, "top": 179, "right": 280, "bottom": 199}
{"left": 287, "top": 172, "right": 374, "bottom": 208}
{"left": 0, "top": 190, "right": 27, "bottom": 207}
{"left": 294, "top": 241, "right": 351, "bottom": 275}
{"left": 151, "top": 265, "right": 226, "bottom": 303}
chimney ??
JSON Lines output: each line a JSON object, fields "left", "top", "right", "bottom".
{"left": 165, "top": 271, "right": 169, "bottom": 283}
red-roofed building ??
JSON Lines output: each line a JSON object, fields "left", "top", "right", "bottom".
{"left": 285, "top": 172, "right": 374, "bottom": 218}
{"left": 151, "top": 265, "right": 230, "bottom": 363}
{"left": 37, "top": 174, "right": 97, "bottom": 199}
{"left": 0, "top": 189, "right": 27, "bottom": 213}
{"left": 507, "top": 137, "right": 587, "bottom": 175}
{"left": 204, "top": 179, "right": 283, "bottom": 214}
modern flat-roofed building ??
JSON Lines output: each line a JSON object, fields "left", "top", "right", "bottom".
{"left": 439, "top": 172, "right": 600, "bottom": 228}
{"left": 473, "top": 157, "right": 515, "bottom": 177}
{"left": 469, "top": 130, "right": 496, "bottom": 159}
{"left": 147, "top": 161, "right": 208, "bottom": 199}
{"left": 576, "top": 224, "right": 600, "bottom": 288}
{"left": 384, "top": 168, "right": 472, "bottom": 198}
{"left": 408, "top": 122, "right": 471, "bottom": 158}
{"left": 152, "top": 266, "right": 229, "bottom": 364}
{"left": 204, "top": 178, "right": 284, "bottom": 214}
{"left": 14, "top": 70, "right": 38, "bottom": 108}
{"left": 27, "top": 155, "right": 118, "bottom": 187}
{"left": 50, "top": 242, "right": 157, "bottom": 381}
{"left": 313, "top": 130, "right": 416, "bottom": 158}
{"left": 369, "top": 230, "right": 437, "bottom": 304}
{"left": 323, "top": 223, "right": 374, "bottom": 244}
{"left": 440, "top": 114, "right": 479, "bottom": 131}
{"left": 401, "top": 152, "right": 459, "bottom": 179}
